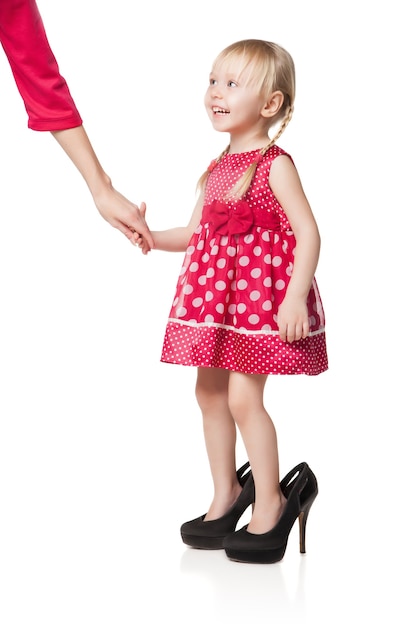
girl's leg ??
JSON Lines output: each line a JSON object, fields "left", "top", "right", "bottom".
{"left": 195, "top": 366, "right": 242, "bottom": 521}
{"left": 228, "top": 371, "right": 286, "bottom": 534}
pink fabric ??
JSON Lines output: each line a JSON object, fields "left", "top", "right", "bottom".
{"left": 0, "top": 0, "right": 82, "bottom": 130}
{"left": 161, "top": 145, "right": 328, "bottom": 375}
{"left": 202, "top": 199, "right": 254, "bottom": 236}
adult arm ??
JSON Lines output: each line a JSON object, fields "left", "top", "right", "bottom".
{"left": 53, "top": 127, "right": 154, "bottom": 249}
{"left": 0, "top": 0, "right": 82, "bottom": 130}
{"left": 0, "top": 0, "right": 153, "bottom": 248}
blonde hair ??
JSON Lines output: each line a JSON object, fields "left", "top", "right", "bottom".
{"left": 198, "top": 39, "right": 296, "bottom": 199}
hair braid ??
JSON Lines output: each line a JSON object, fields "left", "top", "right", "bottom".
{"left": 224, "top": 105, "right": 294, "bottom": 200}
{"left": 196, "top": 144, "right": 230, "bottom": 193}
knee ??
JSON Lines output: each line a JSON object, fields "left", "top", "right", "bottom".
{"left": 195, "top": 379, "right": 227, "bottom": 414}
{"left": 228, "top": 393, "right": 251, "bottom": 426}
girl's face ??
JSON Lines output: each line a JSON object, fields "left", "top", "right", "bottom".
{"left": 204, "top": 58, "right": 268, "bottom": 140}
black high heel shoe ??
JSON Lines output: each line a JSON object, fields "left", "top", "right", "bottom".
{"left": 223, "top": 462, "right": 318, "bottom": 564}
{"left": 180, "top": 462, "right": 255, "bottom": 549}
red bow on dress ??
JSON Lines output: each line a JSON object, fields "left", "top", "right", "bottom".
{"left": 202, "top": 200, "right": 253, "bottom": 236}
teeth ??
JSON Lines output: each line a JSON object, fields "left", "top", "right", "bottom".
{"left": 213, "top": 107, "right": 229, "bottom": 114}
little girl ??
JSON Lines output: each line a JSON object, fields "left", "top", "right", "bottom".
{"left": 141, "top": 39, "right": 328, "bottom": 563}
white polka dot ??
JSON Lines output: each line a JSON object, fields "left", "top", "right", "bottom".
{"left": 198, "top": 275, "right": 207, "bottom": 285}
{"left": 192, "top": 297, "right": 203, "bottom": 307}
{"left": 207, "top": 268, "right": 215, "bottom": 278}
{"left": 264, "top": 254, "right": 272, "bottom": 264}
{"left": 244, "top": 234, "right": 255, "bottom": 244}
{"left": 239, "top": 256, "right": 250, "bottom": 267}
{"left": 263, "top": 277, "right": 272, "bottom": 287}
{"left": 216, "top": 303, "right": 225, "bottom": 314}
{"left": 205, "top": 291, "right": 214, "bottom": 301}
{"left": 215, "top": 280, "right": 227, "bottom": 291}
{"left": 272, "top": 256, "right": 282, "bottom": 267}
{"left": 275, "top": 279, "right": 286, "bottom": 290}
{"left": 248, "top": 314, "right": 260, "bottom": 324}
{"left": 251, "top": 268, "right": 262, "bottom": 278}
{"left": 227, "top": 246, "right": 237, "bottom": 256}
{"left": 237, "top": 303, "right": 247, "bottom": 313}
{"left": 189, "top": 262, "right": 199, "bottom": 272}
{"left": 228, "top": 304, "right": 237, "bottom": 314}
{"left": 176, "top": 306, "right": 187, "bottom": 317}
{"left": 237, "top": 279, "right": 248, "bottom": 290}
{"left": 217, "top": 258, "right": 226, "bottom": 269}
{"left": 250, "top": 290, "right": 261, "bottom": 301}
{"left": 202, "top": 252, "right": 210, "bottom": 262}
{"left": 262, "top": 300, "right": 273, "bottom": 311}
{"left": 253, "top": 246, "right": 262, "bottom": 256}
{"left": 186, "top": 245, "right": 195, "bottom": 255}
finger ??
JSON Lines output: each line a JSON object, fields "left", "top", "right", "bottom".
{"left": 294, "top": 323, "right": 304, "bottom": 341}
{"left": 131, "top": 226, "right": 154, "bottom": 250}
{"left": 279, "top": 326, "right": 288, "bottom": 342}
{"left": 302, "top": 321, "right": 310, "bottom": 339}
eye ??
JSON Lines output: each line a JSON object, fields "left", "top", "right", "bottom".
{"left": 227, "top": 80, "right": 238, "bottom": 88}
{"left": 209, "top": 78, "right": 217, "bottom": 86}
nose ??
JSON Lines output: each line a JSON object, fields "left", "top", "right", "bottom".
{"left": 209, "top": 83, "right": 223, "bottom": 99}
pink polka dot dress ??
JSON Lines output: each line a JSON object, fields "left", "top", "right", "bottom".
{"left": 161, "top": 145, "right": 328, "bottom": 375}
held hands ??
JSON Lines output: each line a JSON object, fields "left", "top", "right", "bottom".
{"left": 137, "top": 202, "right": 152, "bottom": 254}
{"left": 277, "top": 295, "right": 310, "bottom": 343}
{"left": 94, "top": 185, "right": 154, "bottom": 254}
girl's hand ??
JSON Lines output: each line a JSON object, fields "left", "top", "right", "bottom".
{"left": 277, "top": 295, "right": 310, "bottom": 343}
{"left": 136, "top": 202, "right": 150, "bottom": 255}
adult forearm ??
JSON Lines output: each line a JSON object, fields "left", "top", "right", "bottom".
{"left": 52, "top": 126, "right": 112, "bottom": 196}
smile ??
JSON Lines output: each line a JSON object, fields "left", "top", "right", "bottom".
{"left": 213, "top": 107, "right": 230, "bottom": 115}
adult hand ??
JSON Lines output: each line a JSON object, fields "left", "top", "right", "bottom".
{"left": 94, "top": 185, "right": 154, "bottom": 253}
{"left": 52, "top": 127, "right": 154, "bottom": 252}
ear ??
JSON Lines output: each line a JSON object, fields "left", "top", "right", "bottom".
{"left": 261, "top": 90, "right": 284, "bottom": 119}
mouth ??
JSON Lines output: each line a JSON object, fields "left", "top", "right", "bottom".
{"left": 212, "top": 107, "right": 230, "bottom": 115}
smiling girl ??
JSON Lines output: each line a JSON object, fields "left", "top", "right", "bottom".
{"left": 141, "top": 39, "right": 328, "bottom": 563}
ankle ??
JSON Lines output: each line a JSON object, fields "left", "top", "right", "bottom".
{"left": 247, "top": 492, "right": 287, "bottom": 534}
{"left": 204, "top": 483, "right": 243, "bottom": 521}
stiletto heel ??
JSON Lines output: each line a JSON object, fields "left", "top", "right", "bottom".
{"left": 180, "top": 462, "right": 255, "bottom": 549}
{"left": 298, "top": 499, "right": 314, "bottom": 554}
{"left": 223, "top": 462, "right": 318, "bottom": 564}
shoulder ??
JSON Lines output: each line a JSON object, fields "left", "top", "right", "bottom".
{"left": 262, "top": 145, "right": 297, "bottom": 181}
{"left": 265, "top": 144, "right": 293, "bottom": 162}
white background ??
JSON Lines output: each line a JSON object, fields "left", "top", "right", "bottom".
{"left": 0, "top": 1, "right": 415, "bottom": 624}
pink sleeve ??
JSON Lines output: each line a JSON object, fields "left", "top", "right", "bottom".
{"left": 0, "top": 0, "right": 82, "bottom": 131}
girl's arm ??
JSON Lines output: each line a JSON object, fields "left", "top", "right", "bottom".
{"left": 142, "top": 192, "right": 205, "bottom": 253}
{"left": 269, "top": 155, "right": 321, "bottom": 343}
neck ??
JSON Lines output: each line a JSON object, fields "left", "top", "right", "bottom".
{"left": 228, "top": 131, "right": 271, "bottom": 154}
